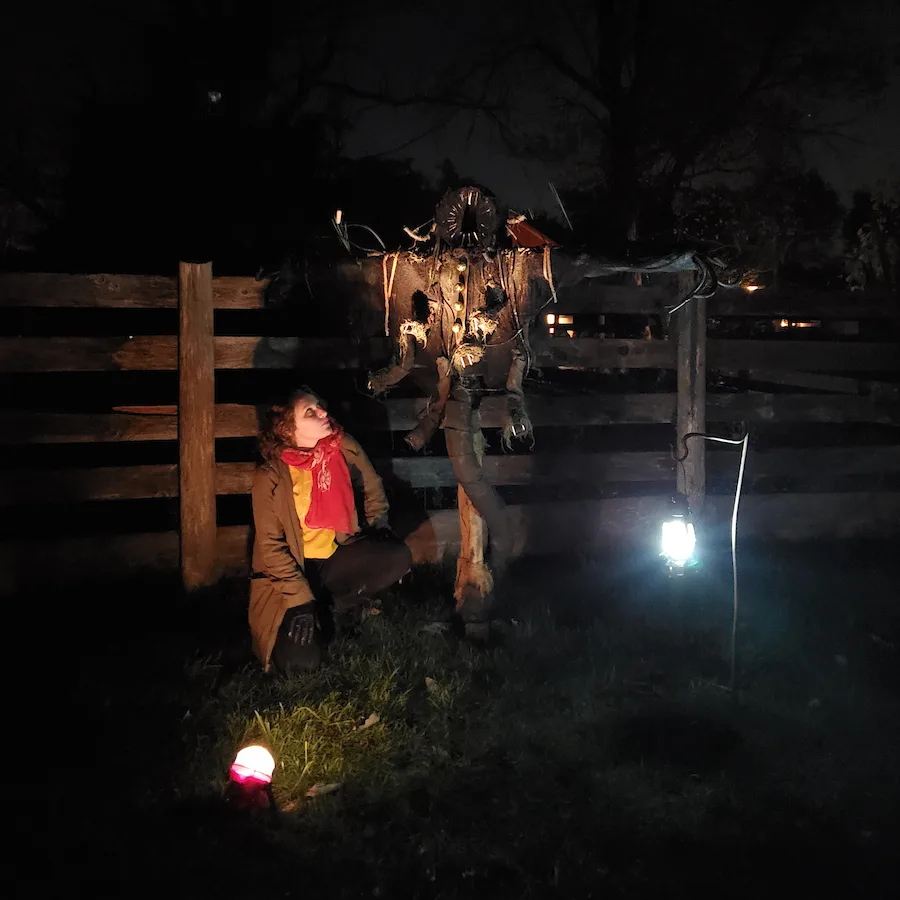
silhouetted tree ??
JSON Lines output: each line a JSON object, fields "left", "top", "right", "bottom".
{"left": 2, "top": 1, "right": 433, "bottom": 272}
{"left": 676, "top": 168, "right": 845, "bottom": 289}
{"left": 845, "top": 176, "right": 900, "bottom": 300}
{"left": 342, "top": 0, "right": 893, "bottom": 248}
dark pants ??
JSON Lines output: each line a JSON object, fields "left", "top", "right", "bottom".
{"left": 311, "top": 530, "right": 413, "bottom": 611}
{"left": 271, "top": 531, "right": 412, "bottom": 673}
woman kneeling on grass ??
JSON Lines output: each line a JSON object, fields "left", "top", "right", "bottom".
{"left": 249, "top": 387, "right": 412, "bottom": 674}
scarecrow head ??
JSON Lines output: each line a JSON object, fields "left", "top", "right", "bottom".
{"left": 434, "top": 185, "right": 504, "bottom": 250}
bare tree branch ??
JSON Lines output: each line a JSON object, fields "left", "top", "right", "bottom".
{"left": 318, "top": 80, "right": 505, "bottom": 113}
{"left": 533, "top": 41, "right": 606, "bottom": 109}
{"left": 361, "top": 110, "right": 464, "bottom": 159}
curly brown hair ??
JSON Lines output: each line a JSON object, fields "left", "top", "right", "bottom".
{"left": 258, "top": 386, "right": 325, "bottom": 462}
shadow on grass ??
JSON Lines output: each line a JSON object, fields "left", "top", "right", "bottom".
{"left": 52, "top": 768, "right": 900, "bottom": 900}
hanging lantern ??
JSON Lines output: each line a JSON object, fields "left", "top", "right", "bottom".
{"left": 660, "top": 495, "right": 696, "bottom": 573}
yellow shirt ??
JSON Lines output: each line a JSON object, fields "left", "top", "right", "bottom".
{"left": 289, "top": 467, "right": 339, "bottom": 560}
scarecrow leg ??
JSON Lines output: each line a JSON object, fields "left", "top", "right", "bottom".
{"left": 444, "top": 380, "right": 511, "bottom": 625}
{"left": 454, "top": 428, "right": 495, "bottom": 628}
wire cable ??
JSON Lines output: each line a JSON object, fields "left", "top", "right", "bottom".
{"left": 675, "top": 430, "right": 750, "bottom": 693}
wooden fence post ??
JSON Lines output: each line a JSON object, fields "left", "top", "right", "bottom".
{"left": 179, "top": 261, "right": 217, "bottom": 590}
{"left": 675, "top": 270, "right": 706, "bottom": 514}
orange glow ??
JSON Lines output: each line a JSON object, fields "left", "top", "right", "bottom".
{"left": 558, "top": 315, "right": 574, "bottom": 325}
{"left": 743, "top": 284, "right": 761, "bottom": 292}
{"left": 548, "top": 326, "right": 555, "bottom": 334}
{"left": 566, "top": 329, "right": 575, "bottom": 338}
{"left": 778, "top": 318, "right": 789, "bottom": 329}
{"left": 230, "top": 745, "right": 275, "bottom": 786}
{"left": 546, "top": 314, "right": 556, "bottom": 325}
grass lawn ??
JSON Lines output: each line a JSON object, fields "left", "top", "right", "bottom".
{"left": 26, "top": 541, "right": 900, "bottom": 898}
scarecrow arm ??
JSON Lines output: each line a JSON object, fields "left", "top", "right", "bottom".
{"left": 502, "top": 346, "right": 533, "bottom": 449}
{"left": 405, "top": 356, "right": 451, "bottom": 451}
{"left": 367, "top": 333, "right": 417, "bottom": 395}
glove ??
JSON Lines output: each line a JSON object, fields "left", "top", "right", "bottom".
{"left": 367, "top": 521, "right": 397, "bottom": 540}
{"left": 285, "top": 606, "right": 317, "bottom": 647}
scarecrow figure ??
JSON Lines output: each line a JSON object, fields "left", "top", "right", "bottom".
{"left": 367, "top": 185, "right": 557, "bottom": 631}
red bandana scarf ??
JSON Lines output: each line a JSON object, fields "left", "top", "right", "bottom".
{"left": 281, "top": 423, "right": 355, "bottom": 533}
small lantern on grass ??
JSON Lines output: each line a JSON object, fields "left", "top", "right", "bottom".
{"left": 225, "top": 745, "right": 276, "bottom": 811}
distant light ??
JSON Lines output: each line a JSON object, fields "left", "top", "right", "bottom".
{"left": 335, "top": 209, "right": 342, "bottom": 225}
{"left": 230, "top": 745, "right": 275, "bottom": 786}
{"left": 778, "top": 318, "right": 790, "bottom": 329}
{"left": 566, "top": 329, "right": 575, "bottom": 338}
{"left": 743, "top": 284, "right": 761, "bottom": 293}
{"left": 546, "top": 314, "right": 556, "bottom": 325}
{"left": 548, "top": 326, "right": 555, "bottom": 335}
{"left": 557, "top": 314, "right": 574, "bottom": 325}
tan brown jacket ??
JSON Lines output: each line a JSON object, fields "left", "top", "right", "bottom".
{"left": 249, "top": 433, "right": 389, "bottom": 671}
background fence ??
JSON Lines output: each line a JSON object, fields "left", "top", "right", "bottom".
{"left": 1, "top": 264, "right": 898, "bottom": 592}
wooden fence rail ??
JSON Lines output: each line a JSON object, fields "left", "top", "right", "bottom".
{"left": 4, "top": 446, "right": 900, "bottom": 505}
{"left": 3, "top": 335, "right": 899, "bottom": 374}
{"left": 2, "top": 271, "right": 894, "bottom": 318}
{"left": 5, "top": 490, "right": 900, "bottom": 592}
{"left": 2, "top": 391, "right": 897, "bottom": 447}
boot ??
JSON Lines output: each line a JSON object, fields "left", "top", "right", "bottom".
{"left": 334, "top": 604, "right": 364, "bottom": 636}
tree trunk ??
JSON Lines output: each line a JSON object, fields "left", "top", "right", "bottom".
{"left": 609, "top": 108, "right": 639, "bottom": 247}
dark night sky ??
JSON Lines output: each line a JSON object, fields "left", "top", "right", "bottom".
{"left": 307, "top": 1, "right": 579, "bottom": 217}
{"left": 2, "top": 0, "right": 898, "bottom": 243}
{"left": 336, "top": 1, "right": 900, "bottom": 214}
{"left": 805, "top": 72, "right": 900, "bottom": 203}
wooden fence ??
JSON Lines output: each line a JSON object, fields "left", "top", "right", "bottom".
{"left": 1, "top": 264, "right": 898, "bottom": 592}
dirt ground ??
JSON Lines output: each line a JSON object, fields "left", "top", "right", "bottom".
{"left": 19, "top": 539, "right": 900, "bottom": 899}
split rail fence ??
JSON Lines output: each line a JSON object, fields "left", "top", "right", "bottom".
{"left": 1, "top": 263, "right": 898, "bottom": 592}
